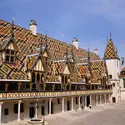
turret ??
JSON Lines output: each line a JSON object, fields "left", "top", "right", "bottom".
{"left": 29, "top": 20, "right": 37, "bottom": 36}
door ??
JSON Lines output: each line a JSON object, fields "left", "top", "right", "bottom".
{"left": 87, "top": 96, "right": 90, "bottom": 107}
{"left": 41, "top": 106, "right": 45, "bottom": 116}
{"left": 112, "top": 97, "right": 116, "bottom": 103}
{"left": 67, "top": 101, "right": 70, "bottom": 111}
{"left": 29, "top": 107, "right": 35, "bottom": 118}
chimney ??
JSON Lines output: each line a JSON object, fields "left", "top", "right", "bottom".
{"left": 72, "top": 37, "right": 78, "bottom": 49}
{"left": 94, "top": 48, "right": 98, "bottom": 55}
{"left": 29, "top": 20, "right": 37, "bottom": 36}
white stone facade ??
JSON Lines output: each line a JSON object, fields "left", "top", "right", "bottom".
{"left": 105, "top": 59, "right": 120, "bottom": 103}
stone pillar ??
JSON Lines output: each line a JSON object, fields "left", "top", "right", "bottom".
{"left": 62, "top": 97, "right": 64, "bottom": 112}
{"left": 71, "top": 97, "right": 74, "bottom": 111}
{"left": 17, "top": 100, "right": 22, "bottom": 121}
{"left": 90, "top": 95, "right": 92, "bottom": 105}
{"left": 34, "top": 102, "right": 38, "bottom": 119}
{"left": 108, "top": 93, "right": 110, "bottom": 103}
{"left": 78, "top": 96, "right": 81, "bottom": 110}
{"left": 100, "top": 94, "right": 102, "bottom": 104}
{"left": 0, "top": 102, "right": 3, "bottom": 125}
{"left": 49, "top": 98, "right": 52, "bottom": 115}
{"left": 84, "top": 96, "right": 87, "bottom": 108}
{"left": 96, "top": 94, "right": 98, "bottom": 106}
{"left": 104, "top": 94, "right": 106, "bottom": 103}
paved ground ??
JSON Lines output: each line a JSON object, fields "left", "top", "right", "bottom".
{"left": 46, "top": 102, "right": 125, "bottom": 125}
{"left": 3, "top": 101, "right": 125, "bottom": 125}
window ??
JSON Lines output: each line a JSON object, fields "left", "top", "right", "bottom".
{"left": 44, "top": 57, "right": 48, "bottom": 65}
{"left": 4, "top": 108, "right": 8, "bottom": 115}
{"left": 109, "top": 75, "right": 112, "bottom": 79}
{"left": 5, "top": 49, "right": 15, "bottom": 63}
{"left": 123, "top": 79, "right": 125, "bottom": 88}
{"left": 61, "top": 75, "right": 69, "bottom": 84}
{"left": 113, "top": 83, "right": 115, "bottom": 87}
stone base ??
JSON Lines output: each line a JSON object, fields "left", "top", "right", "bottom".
{"left": 28, "top": 119, "right": 43, "bottom": 125}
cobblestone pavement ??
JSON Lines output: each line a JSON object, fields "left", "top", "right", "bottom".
{"left": 46, "top": 102, "right": 125, "bottom": 125}
{"left": 3, "top": 102, "right": 125, "bottom": 125}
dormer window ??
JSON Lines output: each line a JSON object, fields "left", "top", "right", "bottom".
{"left": 5, "top": 49, "right": 15, "bottom": 63}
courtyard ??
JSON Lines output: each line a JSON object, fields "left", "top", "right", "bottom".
{"left": 46, "top": 101, "right": 125, "bottom": 125}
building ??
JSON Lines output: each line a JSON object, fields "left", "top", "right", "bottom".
{"left": 0, "top": 19, "right": 118, "bottom": 124}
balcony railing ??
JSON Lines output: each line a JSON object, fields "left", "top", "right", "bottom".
{"left": 0, "top": 89, "right": 112, "bottom": 101}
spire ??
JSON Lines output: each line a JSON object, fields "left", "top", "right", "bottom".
{"left": 10, "top": 18, "right": 15, "bottom": 38}
{"left": 109, "top": 32, "right": 112, "bottom": 40}
{"left": 45, "top": 33, "right": 48, "bottom": 48}
{"left": 65, "top": 47, "right": 68, "bottom": 61}
{"left": 40, "top": 43, "right": 43, "bottom": 54}
{"left": 88, "top": 47, "right": 90, "bottom": 64}
{"left": 104, "top": 33, "right": 119, "bottom": 60}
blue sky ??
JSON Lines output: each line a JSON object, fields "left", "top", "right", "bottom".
{"left": 0, "top": 0, "right": 125, "bottom": 59}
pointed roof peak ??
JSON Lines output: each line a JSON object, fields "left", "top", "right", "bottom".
{"left": 104, "top": 33, "right": 119, "bottom": 60}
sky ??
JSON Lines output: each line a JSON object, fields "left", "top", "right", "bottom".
{"left": 0, "top": 0, "right": 125, "bottom": 59}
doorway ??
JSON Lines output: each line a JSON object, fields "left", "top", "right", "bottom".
{"left": 112, "top": 97, "right": 116, "bottom": 103}
{"left": 29, "top": 107, "right": 35, "bottom": 118}
{"left": 67, "top": 101, "right": 70, "bottom": 111}
{"left": 87, "top": 96, "right": 90, "bottom": 107}
{"left": 41, "top": 106, "right": 45, "bottom": 116}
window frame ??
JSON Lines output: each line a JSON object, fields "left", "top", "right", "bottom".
{"left": 5, "top": 49, "right": 15, "bottom": 63}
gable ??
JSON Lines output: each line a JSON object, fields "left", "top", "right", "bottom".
{"left": 43, "top": 51, "right": 48, "bottom": 57}
{"left": 63, "top": 64, "right": 70, "bottom": 75}
{"left": 7, "top": 42, "right": 14, "bottom": 50}
{"left": 33, "top": 58, "right": 44, "bottom": 71}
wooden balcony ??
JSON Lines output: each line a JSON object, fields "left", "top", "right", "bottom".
{"left": 0, "top": 89, "right": 112, "bottom": 101}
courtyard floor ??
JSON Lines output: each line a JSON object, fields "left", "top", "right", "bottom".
{"left": 3, "top": 101, "right": 125, "bottom": 125}
{"left": 46, "top": 101, "right": 125, "bottom": 125}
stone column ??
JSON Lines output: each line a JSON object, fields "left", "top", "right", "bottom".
{"left": 71, "top": 97, "right": 74, "bottom": 111}
{"left": 108, "top": 93, "right": 110, "bottom": 103}
{"left": 34, "top": 102, "right": 38, "bottom": 119}
{"left": 84, "top": 96, "right": 87, "bottom": 108}
{"left": 104, "top": 94, "right": 106, "bottom": 103}
{"left": 17, "top": 100, "right": 22, "bottom": 121}
{"left": 90, "top": 95, "right": 92, "bottom": 105}
{"left": 62, "top": 97, "right": 64, "bottom": 112}
{"left": 78, "top": 96, "right": 81, "bottom": 110}
{"left": 0, "top": 102, "right": 3, "bottom": 125}
{"left": 100, "top": 94, "right": 102, "bottom": 104}
{"left": 49, "top": 98, "right": 52, "bottom": 115}
{"left": 96, "top": 94, "right": 98, "bottom": 106}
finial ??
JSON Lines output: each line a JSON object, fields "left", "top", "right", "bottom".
{"left": 45, "top": 33, "right": 48, "bottom": 48}
{"left": 110, "top": 32, "right": 112, "bottom": 39}
{"left": 10, "top": 18, "right": 15, "bottom": 37}
{"left": 88, "top": 47, "right": 90, "bottom": 63}
{"left": 65, "top": 47, "right": 68, "bottom": 61}
{"left": 107, "top": 37, "right": 108, "bottom": 43}
{"left": 40, "top": 43, "right": 43, "bottom": 54}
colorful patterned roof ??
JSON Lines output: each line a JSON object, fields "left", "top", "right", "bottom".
{"left": 0, "top": 20, "right": 102, "bottom": 82}
{"left": 77, "top": 60, "right": 108, "bottom": 83}
{"left": 120, "top": 67, "right": 125, "bottom": 77}
{"left": 104, "top": 38, "right": 119, "bottom": 59}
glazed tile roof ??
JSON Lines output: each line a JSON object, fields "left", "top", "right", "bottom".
{"left": 104, "top": 38, "right": 119, "bottom": 60}
{"left": 77, "top": 60, "right": 108, "bottom": 83}
{"left": 0, "top": 20, "right": 104, "bottom": 82}
{"left": 120, "top": 67, "right": 125, "bottom": 77}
